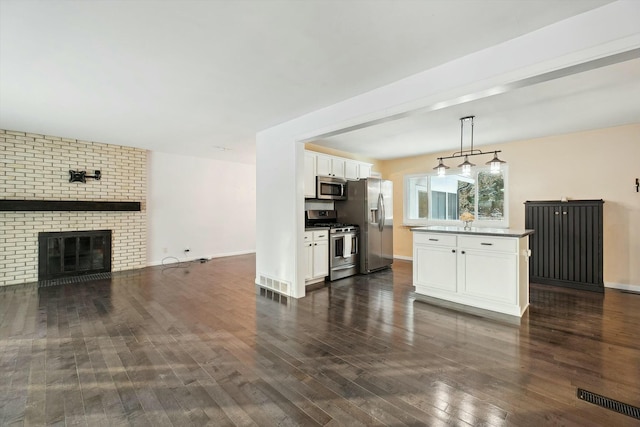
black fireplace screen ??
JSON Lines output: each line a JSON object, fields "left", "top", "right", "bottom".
{"left": 38, "top": 230, "right": 112, "bottom": 281}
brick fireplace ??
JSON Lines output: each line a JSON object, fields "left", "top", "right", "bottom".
{"left": 0, "top": 129, "right": 147, "bottom": 287}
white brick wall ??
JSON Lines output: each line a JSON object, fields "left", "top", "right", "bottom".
{"left": 0, "top": 129, "right": 147, "bottom": 286}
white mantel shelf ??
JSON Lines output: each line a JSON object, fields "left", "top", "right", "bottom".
{"left": 413, "top": 226, "right": 534, "bottom": 238}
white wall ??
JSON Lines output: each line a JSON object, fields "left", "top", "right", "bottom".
{"left": 147, "top": 151, "right": 256, "bottom": 265}
{"left": 255, "top": 1, "right": 640, "bottom": 298}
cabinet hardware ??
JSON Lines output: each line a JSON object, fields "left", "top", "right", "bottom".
{"left": 451, "top": 249, "right": 456, "bottom": 253}
{"left": 429, "top": 238, "right": 439, "bottom": 241}
{"left": 461, "top": 251, "right": 466, "bottom": 254}
{"left": 555, "top": 211, "right": 559, "bottom": 215}
{"left": 480, "top": 243, "right": 493, "bottom": 246}
{"left": 563, "top": 211, "right": 567, "bottom": 215}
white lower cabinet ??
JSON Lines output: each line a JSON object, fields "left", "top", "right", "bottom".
{"left": 414, "top": 245, "right": 457, "bottom": 292}
{"left": 459, "top": 249, "right": 517, "bottom": 305}
{"left": 305, "top": 230, "right": 329, "bottom": 284}
{"left": 413, "top": 231, "right": 529, "bottom": 317}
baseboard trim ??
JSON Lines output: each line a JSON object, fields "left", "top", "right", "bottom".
{"left": 148, "top": 250, "right": 255, "bottom": 267}
{"left": 605, "top": 282, "right": 640, "bottom": 293}
{"left": 394, "top": 255, "right": 413, "bottom": 261}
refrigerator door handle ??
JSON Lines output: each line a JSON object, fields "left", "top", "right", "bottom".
{"left": 378, "top": 194, "right": 384, "bottom": 232}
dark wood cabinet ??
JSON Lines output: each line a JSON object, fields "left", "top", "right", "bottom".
{"left": 525, "top": 200, "right": 604, "bottom": 292}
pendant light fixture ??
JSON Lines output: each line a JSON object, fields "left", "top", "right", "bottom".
{"left": 433, "top": 116, "right": 506, "bottom": 176}
{"left": 458, "top": 155, "right": 475, "bottom": 177}
{"left": 433, "top": 158, "right": 450, "bottom": 176}
{"left": 486, "top": 151, "right": 507, "bottom": 174}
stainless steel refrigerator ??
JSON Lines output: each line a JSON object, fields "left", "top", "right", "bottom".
{"left": 337, "top": 178, "right": 393, "bottom": 274}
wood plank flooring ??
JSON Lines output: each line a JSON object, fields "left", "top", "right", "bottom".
{"left": 1, "top": 255, "right": 639, "bottom": 426}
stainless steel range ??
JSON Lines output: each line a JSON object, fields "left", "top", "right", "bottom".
{"left": 306, "top": 210, "right": 359, "bottom": 281}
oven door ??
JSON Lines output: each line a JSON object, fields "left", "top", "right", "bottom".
{"left": 330, "top": 231, "right": 358, "bottom": 268}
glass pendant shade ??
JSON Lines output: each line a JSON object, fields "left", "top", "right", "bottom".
{"left": 433, "top": 159, "right": 449, "bottom": 176}
{"left": 486, "top": 152, "right": 506, "bottom": 174}
{"left": 458, "top": 156, "right": 475, "bottom": 176}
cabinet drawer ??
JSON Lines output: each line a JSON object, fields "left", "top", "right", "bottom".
{"left": 312, "top": 230, "right": 328, "bottom": 241}
{"left": 414, "top": 233, "right": 457, "bottom": 247}
{"left": 458, "top": 235, "right": 517, "bottom": 253}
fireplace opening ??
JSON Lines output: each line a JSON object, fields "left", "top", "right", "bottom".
{"left": 38, "top": 230, "right": 112, "bottom": 281}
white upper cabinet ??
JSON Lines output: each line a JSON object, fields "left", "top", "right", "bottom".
{"left": 344, "top": 161, "right": 359, "bottom": 180}
{"left": 304, "top": 152, "right": 317, "bottom": 198}
{"left": 358, "top": 163, "right": 372, "bottom": 179}
{"left": 316, "top": 154, "right": 345, "bottom": 178}
{"left": 307, "top": 150, "right": 373, "bottom": 186}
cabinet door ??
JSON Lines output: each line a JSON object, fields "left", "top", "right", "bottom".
{"left": 526, "top": 204, "right": 562, "bottom": 281}
{"left": 344, "top": 161, "right": 359, "bottom": 180}
{"left": 316, "top": 154, "right": 332, "bottom": 176}
{"left": 414, "top": 245, "right": 457, "bottom": 292}
{"left": 331, "top": 158, "right": 345, "bottom": 179}
{"left": 459, "top": 249, "right": 517, "bottom": 304}
{"left": 305, "top": 242, "right": 314, "bottom": 280}
{"left": 313, "top": 240, "right": 329, "bottom": 278}
{"left": 304, "top": 152, "right": 316, "bottom": 198}
{"left": 359, "top": 163, "right": 372, "bottom": 179}
{"left": 561, "top": 204, "right": 603, "bottom": 286}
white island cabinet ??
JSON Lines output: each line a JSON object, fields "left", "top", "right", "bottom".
{"left": 413, "top": 226, "right": 534, "bottom": 318}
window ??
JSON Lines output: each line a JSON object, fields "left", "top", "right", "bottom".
{"left": 404, "top": 167, "right": 508, "bottom": 226}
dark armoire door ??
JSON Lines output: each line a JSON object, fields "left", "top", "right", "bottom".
{"left": 525, "top": 200, "right": 604, "bottom": 292}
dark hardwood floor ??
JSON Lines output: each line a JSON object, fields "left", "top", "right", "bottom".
{"left": 1, "top": 255, "right": 639, "bottom": 426}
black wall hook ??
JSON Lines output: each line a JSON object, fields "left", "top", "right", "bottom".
{"left": 636, "top": 178, "right": 639, "bottom": 193}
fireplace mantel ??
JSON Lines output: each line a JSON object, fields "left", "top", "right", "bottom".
{"left": 0, "top": 200, "right": 141, "bottom": 212}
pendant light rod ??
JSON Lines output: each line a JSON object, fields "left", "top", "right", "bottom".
{"left": 437, "top": 115, "right": 499, "bottom": 161}
{"left": 438, "top": 149, "right": 503, "bottom": 161}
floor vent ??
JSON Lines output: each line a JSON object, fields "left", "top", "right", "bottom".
{"left": 38, "top": 272, "right": 112, "bottom": 288}
{"left": 257, "top": 274, "right": 290, "bottom": 296}
{"left": 577, "top": 388, "right": 640, "bottom": 420}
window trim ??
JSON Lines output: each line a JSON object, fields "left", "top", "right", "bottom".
{"left": 403, "top": 165, "right": 509, "bottom": 228}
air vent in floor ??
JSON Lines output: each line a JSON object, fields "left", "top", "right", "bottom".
{"left": 577, "top": 388, "right": 640, "bottom": 420}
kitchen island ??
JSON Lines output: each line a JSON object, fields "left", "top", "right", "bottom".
{"left": 412, "top": 226, "right": 534, "bottom": 318}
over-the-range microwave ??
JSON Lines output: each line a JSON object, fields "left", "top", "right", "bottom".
{"left": 316, "top": 176, "right": 347, "bottom": 200}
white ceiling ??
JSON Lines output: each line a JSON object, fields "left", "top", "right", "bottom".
{"left": 315, "top": 56, "right": 640, "bottom": 159}
{"left": 0, "top": 0, "right": 630, "bottom": 164}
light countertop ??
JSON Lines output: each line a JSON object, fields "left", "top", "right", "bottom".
{"left": 412, "top": 225, "right": 534, "bottom": 238}
{"left": 305, "top": 226, "right": 330, "bottom": 231}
